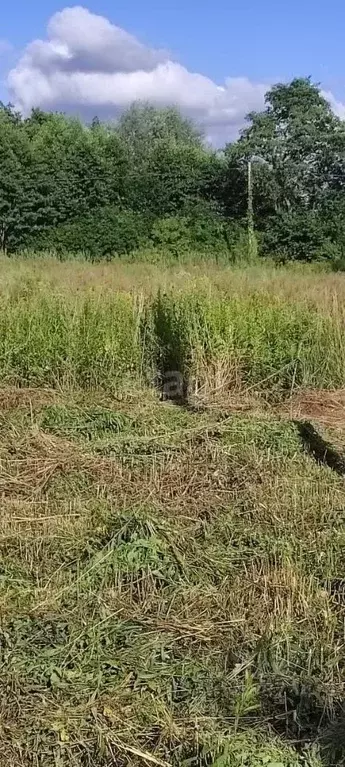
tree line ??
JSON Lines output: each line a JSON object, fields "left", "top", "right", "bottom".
{"left": 2, "top": 77, "right": 345, "bottom": 263}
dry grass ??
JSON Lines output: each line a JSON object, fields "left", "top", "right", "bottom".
{"left": 2, "top": 255, "right": 345, "bottom": 310}
{"left": 286, "top": 388, "right": 345, "bottom": 427}
{"left": 0, "top": 258, "right": 345, "bottom": 765}
{"left": 0, "top": 386, "right": 344, "bottom": 766}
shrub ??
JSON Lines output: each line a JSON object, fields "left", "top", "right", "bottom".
{"left": 29, "top": 207, "right": 153, "bottom": 260}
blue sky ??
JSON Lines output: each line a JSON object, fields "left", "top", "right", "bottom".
{"left": 2, "top": 0, "right": 345, "bottom": 87}
{"left": 1, "top": 1, "right": 345, "bottom": 144}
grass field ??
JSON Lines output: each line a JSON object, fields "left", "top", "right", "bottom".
{"left": 1, "top": 256, "right": 345, "bottom": 396}
{"left": 1, "top": 256, "right": 345, "bottom": 766}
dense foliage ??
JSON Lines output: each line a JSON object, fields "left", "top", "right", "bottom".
{"left": 2, "top": 78, "right": 345, "bottom": 262}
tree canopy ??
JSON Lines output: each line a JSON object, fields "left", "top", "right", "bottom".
{"left": 1, "top": 80, "right": 345, "bottom": 262}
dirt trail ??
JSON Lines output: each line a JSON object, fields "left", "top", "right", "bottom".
{"left": 281, "top": 389, "right": 345, "bottom": 430}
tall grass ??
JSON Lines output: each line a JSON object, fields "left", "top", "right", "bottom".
{"left": 0, "top": 293, "right": 146, "bottom": 388}
{"left": 0, "top": 279, "right": 344, "bottom": 394}
{"left": 152, "top": 290, "right": 345, "bottom": 394}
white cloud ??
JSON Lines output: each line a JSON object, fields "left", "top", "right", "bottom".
{"left": 7, "top": 5, "right": 268, "bottom": 144}
{"left": 29, "top": 6, "right": 169, "bottom": 75}
{"left": 322, "top": 89, "right": 345, "bottom": 120}
{"left": 7, "top": 6, "right": 345, "bottom": 145}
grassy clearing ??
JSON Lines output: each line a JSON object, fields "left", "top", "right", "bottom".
{"left": 1, "top": 253, "right": 344, "bottom": 305}
{"left": 0, "top": 388, "right": 345, "bottom": 766}
{"left": 0, "top": 257, "right": 345, "bottom": 394}
{"left": 1, "top": 257, "right": 345, "bottom": 765}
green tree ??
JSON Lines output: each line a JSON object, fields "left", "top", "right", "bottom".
{"left": 0, "top": 104, "right": 31, "bottom": 250}
{"left": 26, "top": 112, "right": 128, "bottom": 228}
{"left": 221, "top": 78, "right": 345, "bottom": 259}
{"left": 118, "top": 103, "right": 223, "bottom": 218}
{"left": 118, "top": 102, "right": 202, "bottom": 150}
{"left": 230, "top": 78, "right": 345, "bottom": 215}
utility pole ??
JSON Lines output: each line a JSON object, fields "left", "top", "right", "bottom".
{"left": 247, "top": 159, "right": 257, "bottom": 262}
{"left": 247, "top": 155, "right": 272, "bottom": 262}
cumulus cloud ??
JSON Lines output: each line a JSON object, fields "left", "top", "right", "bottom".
{"left": 26, "top": 7, "right": 169, "bottom": 75}
{"left": 7, "top": 6, "right": 345, "bottom": 145}
{"left": 7, "top": 5, "right": 269, "bottom": 144}
{"left": 322, "top": 89, "right": 345, "bottom": 120}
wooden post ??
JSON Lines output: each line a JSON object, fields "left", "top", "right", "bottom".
{"left": 247, "top": 159, "right": 257, "bottom": 262}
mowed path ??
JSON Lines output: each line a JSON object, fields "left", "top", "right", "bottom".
{"left": 0, "top": 385, "right": 343, "bottom": 766}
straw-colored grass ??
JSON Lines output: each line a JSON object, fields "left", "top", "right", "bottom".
{"left": 1, "top": 253, "right": 345, "bottom": 304}
{"left": 1, "top": 255, "right": 345, "bottom": 765}
{"left": 0, "top": 387, "right": 343, "bottom": 765}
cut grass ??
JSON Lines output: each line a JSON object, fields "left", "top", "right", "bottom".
{"left": 0, "top": 388, "right": 345, "bottom": 765}
{"left": 1, "top": 258, "right": 345, "bottom": 764}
